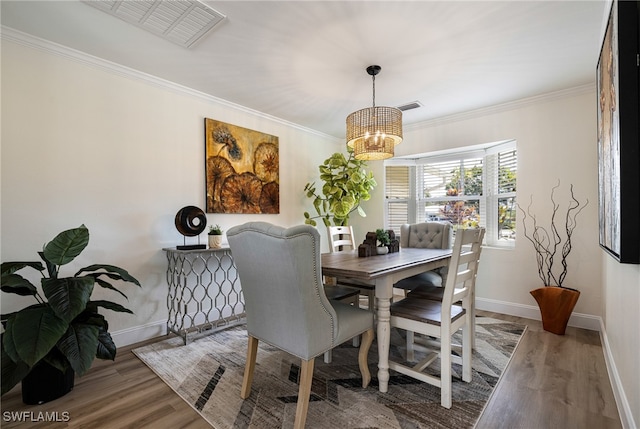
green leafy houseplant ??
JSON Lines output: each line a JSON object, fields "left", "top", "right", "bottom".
{"left": 1, "top": 225, "right": 141, "bottom": 395}
{"left": 303, "top": 148, "right": 377, "bottom": 227}
{"left": 208, "top": 224, "right": 223, "bottom": 235}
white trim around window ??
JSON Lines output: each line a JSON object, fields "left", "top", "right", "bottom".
{"left": 384, "top": 140, "right": 517, "bottom": 247}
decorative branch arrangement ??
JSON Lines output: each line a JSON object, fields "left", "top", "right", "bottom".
{"left": 518, "top": 182, "right": 588, "bottom": 288}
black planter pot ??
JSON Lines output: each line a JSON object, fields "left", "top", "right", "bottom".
{"left": 22, "top": 362, "right": 75, "bottom": 405}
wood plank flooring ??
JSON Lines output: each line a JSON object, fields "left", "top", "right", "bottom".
{"left": 1, "top": 311, "right": 622, "bottom": 428}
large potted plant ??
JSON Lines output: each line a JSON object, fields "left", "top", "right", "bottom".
{"left": 303, "top": 147, "right": 377, "bottom": 227}
{"left": 1, "top": 225, "right": 141, "bottom": 404}
{"left": 518, "top": 183, "right": 588, "bottom": 335}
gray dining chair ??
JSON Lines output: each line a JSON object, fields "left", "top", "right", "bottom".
{"left": 227, "top": 222, "right": 374, "bottom": 429}
{"left": 394, "top": 222, "right": 453, "bottom": 294}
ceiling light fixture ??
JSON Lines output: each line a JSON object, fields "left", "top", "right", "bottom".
{"left": 346, "top": 65, "right": 403, "bottom": 161}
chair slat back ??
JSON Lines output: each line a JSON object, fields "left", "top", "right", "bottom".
{"left": 441, "top": 228, "right": 485, "bottom": 311}
{"left": 327, "top": 226, "right": 357, "bottom": 252}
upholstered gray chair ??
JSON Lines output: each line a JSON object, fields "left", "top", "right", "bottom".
{"left": 227, "top": 222, "right": 374, "bottom": 429}
{"left": 394, "top": 222, "right": 453, "bottom": 293}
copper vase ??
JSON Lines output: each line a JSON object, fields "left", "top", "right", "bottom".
{"left": 530, "top": 286, "right": 580, "bottom": 335}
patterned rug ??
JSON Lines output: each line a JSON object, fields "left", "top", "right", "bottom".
{"left": 133, "top": 317, "right": 525, "bottom": 428}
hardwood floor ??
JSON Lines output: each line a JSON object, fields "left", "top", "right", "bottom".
{"left": 1, "top": 312, "right": 622, "bottom": 428}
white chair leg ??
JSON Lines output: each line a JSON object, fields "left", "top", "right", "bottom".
{"left": 440, "top": 334, "right": 452, "bottom": 409}
{"left": 323, "top": 350, "right": 332, "bottom": 363}
{"left": 462, "top": 322, "right": 472, "bottom": 382}
{"left": 406, "top": 331, "right": 415, "bottom": 362}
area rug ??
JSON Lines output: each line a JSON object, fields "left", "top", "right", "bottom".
{"left": 133, "top": 316, "right": 526, "bottom": 429}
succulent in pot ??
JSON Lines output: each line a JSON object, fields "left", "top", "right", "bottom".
{"left": 1, "top": 225, "right": 141, "bottom": 399}
{"left": 208, "top": 224, "right": 224, "bottom": 248}
{"left": 208, "top": 224, "right": 223, "bottom": 235}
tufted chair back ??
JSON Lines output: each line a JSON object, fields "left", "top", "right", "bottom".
{"left": 400, "top": 222, "right": 453, "bottom": 250}
{"left": 227, "top": 222, "right": 374, "bottom": 428}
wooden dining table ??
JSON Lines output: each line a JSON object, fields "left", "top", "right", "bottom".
{"left": 321, "top": 247, "right": 452, "bottom": 393}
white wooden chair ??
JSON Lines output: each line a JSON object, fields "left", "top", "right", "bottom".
{"left": 388, "top": 227, "right": 484, "bottom": 408}
{"left": 325, "top": 226, "right": 375, "bottom": 311}
{"left": 407, "top": 227, "right": 485, "bottom": 349}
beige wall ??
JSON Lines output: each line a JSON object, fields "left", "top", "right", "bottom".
{"left": 1, "top": 39, "right": 341, "bottom": 343}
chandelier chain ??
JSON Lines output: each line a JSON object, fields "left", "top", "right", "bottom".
{"left": 372, "top": 74, "right": 376, "bottom": 108}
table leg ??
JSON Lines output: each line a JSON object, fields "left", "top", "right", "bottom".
{"left": 375, "top": 277, "right": 393, "bottom": 393}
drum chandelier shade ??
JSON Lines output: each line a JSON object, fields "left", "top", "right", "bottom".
{"left": 346, "top": 65, "right": 403, "bottom": 161}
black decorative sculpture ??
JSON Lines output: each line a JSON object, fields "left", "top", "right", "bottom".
{"left": 175, "top": 206, "right": 207, "bottom": 250}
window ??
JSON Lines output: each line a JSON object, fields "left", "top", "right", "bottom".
{"left": 385, "top": 140, "right": 517, "bottom": 247}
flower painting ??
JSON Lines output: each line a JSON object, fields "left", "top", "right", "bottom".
{"left": 205, "top": 118, "right": 279, "bottom": 214}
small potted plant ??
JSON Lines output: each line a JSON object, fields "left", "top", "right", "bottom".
{"left": 375, "top": 228, "right": 391, "bottom": 255}
{"left": 1, "top": 225, "right": 141, "bottom": 404}
{"left": 208, "top": 224, "right": 223, "bottom": 249}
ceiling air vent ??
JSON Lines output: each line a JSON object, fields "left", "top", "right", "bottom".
{"left": 397, "top": 101, "right": 423, "bottom": 112}
{"left": 82, "top": 0, "right": 226, "bottom": 49}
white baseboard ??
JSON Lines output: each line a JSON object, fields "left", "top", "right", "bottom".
{"left": 111, "top": 320, "right": 167, "bottom": 348}
{"left": 599, "top": 319, "right": 636, "bottom": 429}
{"left": 475, "top": 297, "right": 601, "bottom": 331}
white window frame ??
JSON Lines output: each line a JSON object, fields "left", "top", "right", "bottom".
{"left": 385, "top": 140, "right": 516, "bottom": 248}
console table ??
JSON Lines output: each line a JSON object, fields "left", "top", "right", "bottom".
{"left": 163, "top": 247, "right": 245, "bottom": 344}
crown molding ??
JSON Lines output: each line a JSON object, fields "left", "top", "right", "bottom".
{"left": 1, "top": 26, "right": 340, "bottom": 142}
{"left": 2, "top": 25, "right": 593, "bottom": 141}
{"left": 405, "top": 83, "right": 595, "bottom": 131}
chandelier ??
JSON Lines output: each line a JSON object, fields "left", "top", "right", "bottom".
{"left": 346, "top": 65, "right": 403, "bottom": 160}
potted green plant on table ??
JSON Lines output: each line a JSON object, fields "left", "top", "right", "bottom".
{"left": 375, "top": 228, "right": 391, "bottom": 255}
{"left": 1, "top": 225, "right": 141, "bottom": 404}
{"left": 208, "top": 224, "right": 223, "bottom": 249}
{"left": 303, "top": 147, "right": 377, "bottom": 227}
{"left": 518, "top": 182, "right": 588, "bottom": 335}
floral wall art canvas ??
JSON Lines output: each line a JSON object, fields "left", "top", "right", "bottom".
{"left": 205, "top": 118, "right": 279, "bottom": 214}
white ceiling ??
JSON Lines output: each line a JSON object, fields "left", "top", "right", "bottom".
{"left": 1, "top": 1, "right": 608, "bottom": 139}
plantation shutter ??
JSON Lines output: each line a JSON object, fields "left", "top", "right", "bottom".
{"left": 385, "top": 166, "right": 410, "bottom": 235}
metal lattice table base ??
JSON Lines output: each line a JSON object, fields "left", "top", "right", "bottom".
{"left": 163, "top": 247, "right": 245, "bottom": 344}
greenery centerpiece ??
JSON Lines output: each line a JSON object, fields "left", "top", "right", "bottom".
{"left": 517, "top": 182, "right": 588, "bottom": 334}
{"left": 303, "top": 148, "right": 377, "bottom": 227}
{"left": 375, "top": 228, "right": 391, "bottom": 255}
{"left": 1, "top": 225, "right": 141, "bottom": 398}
